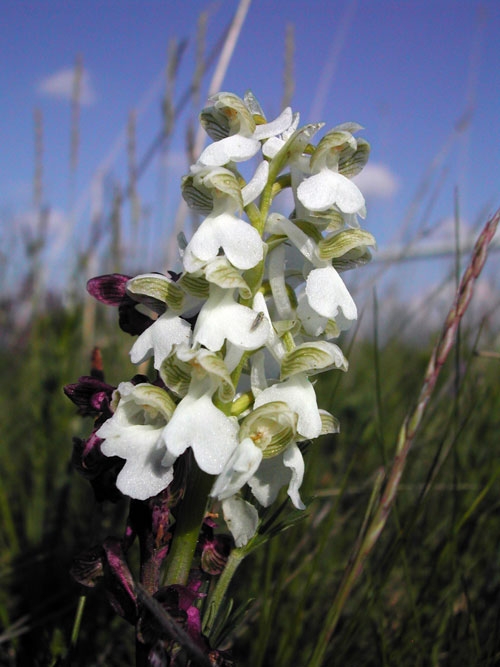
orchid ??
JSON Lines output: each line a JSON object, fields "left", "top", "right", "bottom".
{"left": 96, "top": 382, "right": 176, "bottom": 500}
{"left": 182, "top": 166, "right": 265, "bottom": 273}
{"left": 265, "top": 212, "right": 371, "bottom": 336}
{"left": 296, "top": 126, "right": 368, "bottom": 217}
{"left": 130, "top": 311, "right": 192, "bottom": 370}
{"left": 67, "top": 90, "right": 375, "bottom": 663}
{"left": 161, "top": 378, "right": 239, "bottom": 475}
{"left": 192, "top": 285, "right": 270, "bottom": 352}
{"left": 197, "top": 91, "right": 293, "bottom": 167}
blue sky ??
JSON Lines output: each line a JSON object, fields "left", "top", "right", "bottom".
{"left": 1, "top": 0, "right": 499, "bottom": 308}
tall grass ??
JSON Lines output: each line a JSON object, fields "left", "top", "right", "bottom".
{"left": 1, "top": 262, "right": 499, "bottom": 665}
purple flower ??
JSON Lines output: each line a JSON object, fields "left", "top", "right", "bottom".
{"left": 199, "top": 520, "right": 232, "bottom": 575}
{"left": 87, "top": 273, "right": 157, "bottom": 335}
{"left": 72, "top": 432, "right": 124, "bottom": 502}
{"left": 71, "top": 537, "right": 138, "bottom": 624}
{"left": 64, "top": 375, "right": 115, "bottom": 417}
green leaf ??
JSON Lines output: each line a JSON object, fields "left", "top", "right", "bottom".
{"left": 159, "top": 355, "right": 192, "bottom": 397}
{"left": 281, "top": 341, "right": 348, "bottom": 379}
{"left": 338, "top": 138, "right": 371, "bottom": 178}
{"left": 178, "top": 273, "right": 210, "bottom": 299}
{"left": 127, "top": 274, "right": 184, "bottom": 311}
{"left": 310, "top": 130, "right": 357, "bottom": 171}
{"left": 318, "top": 229, "right": 376, "bottom": 261}
{"left": 132, "top": 384, "right": 177, "bottom": 420}
{"left": 205, "top": 258, "right": 252, "bottom": 300}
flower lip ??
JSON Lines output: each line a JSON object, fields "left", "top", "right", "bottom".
{"left": 86, "top": 273, "right": 157, "bottom": 336}
{"left": 97, "top": 382, "right": 175, "bottom": 500}
{"left": 87, "top": 273, "right": 131, "bottom": 305}
{"left": 297, "top": 169, "right": 365, "bottom": 215}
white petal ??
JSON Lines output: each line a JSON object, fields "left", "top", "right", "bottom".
{"left": 297, "top": 170, "right": 339, "bottom": 211}
{"left": 184, "top": 212, "right": 264, "bottom": 273}
{"left": 194, "top": 288, "right": 270, "bottom": 352}
{"left": 335, "top": 174, "right": 366, "bottom": 214}
{"left": 162, "top": 389, "right": 239, "bottom": 474}
{"left": 198, "top": 135, "right": 261, "bottom": 166}
{"left": 254, "top": 374, "right": 322, "bottom": 439}
{"left": 253, "top": 106, "right": 293, "bottom": 140}
{"left": 283, "top": 444, "right": 305, "bottom": 509}
{"left": 248, "top": 455, "right": 291, "bottom": 507}
{"left": 296, "top": 291, "right": 329, "bottom": 337}
{"left": 262, "top": 136, "right": 285, "bottom": 159}
{"left": 112, "top": 442, "right": 173, "bottom": 500}
{"left": 241, "top": 160, "right": 269, "bottom": 206}
{"left": 306, "top": 265, "right": 357, "bottom": 323}
{"left": 215, "top": 213, "right": 264, "bottom": 270}
{"left": 211, "top": 438, "right": 263, "bottom": 500}
{"left": 130, "top": 313, "right": 192, "bottom": 370}
{"left": 97, "top": 383, "right": 173, "bottom": 500}
{"left": 297, "top": 169, "right": 365, "bottom": 214}
{"left": 222, "top": 497, "right": 259, "bottom": 547}
{"left": 183, "top": 218, "right": 221, "bottom": 273}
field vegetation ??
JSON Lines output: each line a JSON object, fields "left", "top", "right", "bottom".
{"left": 1, "top": 4, "right": 499, "bottom": 664}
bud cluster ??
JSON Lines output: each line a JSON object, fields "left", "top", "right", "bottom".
{"left": 84, "top": 91, "right": 375, "bottom": 546}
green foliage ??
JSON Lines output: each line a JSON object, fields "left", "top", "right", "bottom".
{"left": 1, "top": 302, "right": 500, "bottom": 665}
{"left": 0, "top": 304, "right": 136, "bottom": 664}
{"left": 229, "top": 338, "right": 500, "bottom": 666}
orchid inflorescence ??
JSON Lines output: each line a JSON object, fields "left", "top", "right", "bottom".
{"left": 66, "top": 90, "right": 375, "bottom": 662}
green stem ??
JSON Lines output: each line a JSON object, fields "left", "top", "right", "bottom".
{"left": 163, "top": 460, "right": 215, "bottom": 586}
{"left": 203, "top": 548, "right": 245, "bottom": 636}
{"left": 70, "top": 595, "right": 86, "bottom": 648}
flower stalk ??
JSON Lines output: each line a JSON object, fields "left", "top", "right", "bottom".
{"left": 66, "top": 89, "right": 377, "bottom": 664}
{"left": 163, "top": 460, "right": 215, "bottom": 586}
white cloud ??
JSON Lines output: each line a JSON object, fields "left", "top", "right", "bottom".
{"left": 37, "top": 67, "right": 96, "bottom": 105}
{"left": 428, "top": 215, "right": 476, "bottom": 244}
{"left": 353, "top": 270, "right": 500, "bottom": 346}
{"left": 407, "top": 275, "right": 500, "bottom": 336}
{"left": 353, "top": 163, "right": 399, "bottom": 199}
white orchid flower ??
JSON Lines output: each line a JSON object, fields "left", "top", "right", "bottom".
{"left": 162, "top": 377, "right": 239, "bottom": 475}
{"left": 130, "top": 311, "right": 192, "bottom": 370}
{"left": 97, "top": 382, "right": 176, "bottom": 500}
{"left": 266, "top": 214, "right": 358, "bottom": 332}
{"left": 193, "top": 286, "right": 270, "bottom": 352}
{"left": 212, "top": 375, "right": 321, "bottom": 533}
{"left": 182, "top": 167, "right": 264, "bottom": 273}
{"left": 295, "top": 127, "right": 366, "bottom": 216}
{"left": 297, "top": 169, "right": 365, "bottom": 215}
{"left": 198, "top": 92, "right": 293, "bottom": 167}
